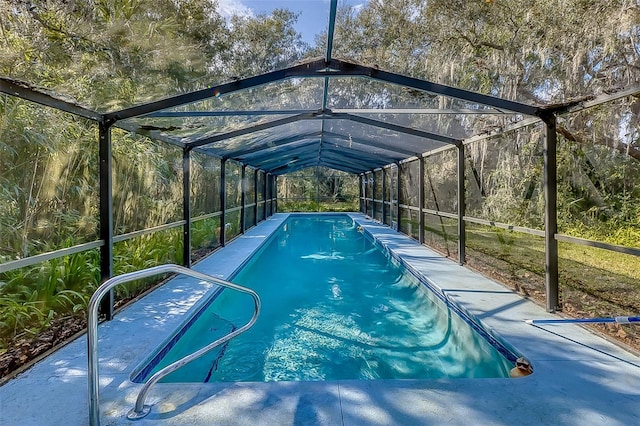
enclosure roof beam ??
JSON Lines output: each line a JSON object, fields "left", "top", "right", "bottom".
{"left": 242, "top": 140, "right": 319, "bottom": 164}
{"left": 332, "top": 108, "right": 513, "bottom": 115}
{"left": 143, "top": 110, "right": 318, "bottom": 118}
{"left": 234, "top": 130, "right": 413, "bottom": 163}
{"left": 114, "top": 121, "right": 197, "bottom": 150}
{"left": 251, "top": 144, "right": 319, "bottom": 168}
{"left": 236, "top": 134, "right": 404, "bottom": 171}
{"left": 284, "top": 59, "right": 540, "bottom": 116}
{"left": 322, "top": 148, "right": 392, "bottom": 168}
{"left": 317, "top": 158, "right": 368, "bottom": 174}
{"left": 321, "top": 151, "right": 390, "bottom": 172}
{"left": 269, "top": 155, "right": 367, "bottom": 174}
{"left": 320, "top": 162, "right": 377, "bottom": 175}
{"left": 229, "top": 130, "right": 412, "bottom": 167}
{"left": 322, "top": 141, "right": 404, "bottom": 164}
{"left": 269, "top": 157, "right": 319, "bottom": 174}
{"left": 324, "top": 111, "right": 461, "bottom": 146}
{"left": 233, "top": 141, "right": 321, "bottom": 163}
{"left": 321, "top": 144, "right": 399, "bottom": 166}
{"left": 462, "top": 116, "right": 542, "bottom": 145}
{"left": 320, "top": 148, "right": 390, "bottom": 169}
{"left": 540, "top": 84, "right": 640, "bottom": 115}
{"left": 0, "top": 77, "right": 102, "bottom": 121}
{"left": 321, "top": 131, "right": 418, "bottom": 156}
{"left": 362, "top": 65, "right": 539, "bottom": 116}
{"left": 317, "top": 163, "right": 361, "bottom": 175}
{"left": 104, "top": 58, "right": 330, "bottom": 121}
{"left": 225, "top": 131, "right": 323, "bottom": 158}
{"left": 187, "top": 112, "right": 318, "bottom": 149}
{"left": 271, "top": 155, "right": 369, "bottom": 175}
{"left": 105, "top": 57, "right": 538, "bottom": 123}
{"left": 261, "top": 151, "right": 319, "bottom": 170}
{"left": 183, "top": 109, "right": 452, "bottom": 152}
{"left": 141, "top": 107, "right": 513, "bottom": 118}
{"left": 265, "top": 155, "right": 320, "bottom": 174}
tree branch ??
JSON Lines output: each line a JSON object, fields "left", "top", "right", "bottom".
{"left": 25, "top": 3, "right": 109, "bottom": 55}
{"left": 478, "top": 41, "right": 505, "bottom": 51}
{"left": 557, "top": 125, "right": 640, "bottom": 162}
{"left": 454, "top": 29, "right": 504, "bottom": 52}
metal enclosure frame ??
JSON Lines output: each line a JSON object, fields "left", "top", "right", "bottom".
{"left": 2, "top": 0, "right": 640, "bottom": 319}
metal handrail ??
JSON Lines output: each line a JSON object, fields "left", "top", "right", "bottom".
{"left": 87, "top": 264, "right": 261, "bottom": 425}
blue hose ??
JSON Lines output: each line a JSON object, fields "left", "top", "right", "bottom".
{"left": 525, "top": 316, "right": 640, "bottom": 325}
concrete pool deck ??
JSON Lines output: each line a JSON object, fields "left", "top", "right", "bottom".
{"left": 1, "top": 212, "right": 640, "bottom": 425}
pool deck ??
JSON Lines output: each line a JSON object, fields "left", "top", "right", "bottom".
{"left": 1, "top": 212, "right": 640, "bottom": 425}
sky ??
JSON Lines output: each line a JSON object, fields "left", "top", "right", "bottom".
{"left": 217, "top": 0, "right": 366, "bottom": 45}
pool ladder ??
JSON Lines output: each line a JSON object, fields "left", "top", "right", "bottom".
{"left": 87, "top": 264, "right": 261, "bottom": 426}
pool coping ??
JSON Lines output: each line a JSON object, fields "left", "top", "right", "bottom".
{"left": 1, "top": 213, "right": 640, "bottom": 425}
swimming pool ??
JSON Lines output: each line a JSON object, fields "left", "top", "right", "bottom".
{"left": 132, "top": 214, "right": 518, "bottom": 383}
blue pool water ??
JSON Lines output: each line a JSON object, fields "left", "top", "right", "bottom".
{"left": 133, "top": 214, "right": 516, "bottom": 383}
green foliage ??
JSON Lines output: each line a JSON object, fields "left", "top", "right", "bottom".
{"left": 556, "top": 110, "right": 640, "bottom": 237}
{"left": 113, "top": 229, "right": 183, "bottom": 299}
{"left": 190, "top": 152, "right": 221, "bottom": 216}
{"left": 0, "top": 227, "right": 187, "bottom": 348}
{"left": 111, "top": 130, "right": 183, "bottom": 234}
{"left": 0, "top": 97, "right": 99, "bottom": 259}
{"left": 224, "top": 9, "right": 305, "bottom": 78}
{"left": 562, "top": 223, "right": 640, "bottom": 249}
{"left": 278, "top": 200, "right": 358, "bottom": 213}
{"left": 0, "top": 1, "right": 311, "bottom": 357}
{"left": 331, "top": 0, "right": 640, "bottom": 103}
{"left": 224, "top": 210, "right": 242, "bottom": 241}
{"left": 0, "top": 298, "right": 52, "bottom": 341}
{"left": 225, "top": 161, "right": 242, "bottom": 210}
{"left": 0, "top": 248, "right": 99, "bottom": 347}
{"left": 277, "top": 167, "right": 359, "bottom": 212}
{"left": 0, "top": 0, "right": 233, "bottom": 109}
{"left": 191, "top": 217, "right": 221, "bottom": 252}
{"left": 1, "top": 0, "right": 640, "bottom": 358}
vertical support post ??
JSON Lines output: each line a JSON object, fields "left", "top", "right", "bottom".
{"left": 263, "top": 172, "right": 268, "bottom": 219}
{"left": 381, "top": 168, "right": 387, "bottom": 224}
{"left": 272, "top": 175, "right": 276, "bottom": 215}
{"left": 98, "top": 120, "right": 114, "bottom": 320}
{"left": 358, "top": 175, "right": 363, "bottom": 213}
{"left": 254, "top": 170, "right": 259, "bottom": 225}
{"left": 272, "top": 174, "right": 276, "bottom": 215}
{"left": 363, "top": 174, "right": 368, "bottom": 215}
{"left": 368, "top": 173, "right": 372, "bottom": 216}
{"left": 240, "top": 164, "right": 246, "bottom": 233}
{"left": 315, "top": 166, "right": 320, "bottom": 212}
{"left": 457, "top": 143, "right": 466, "bottom": 265}
{"left": 372, "top": 171, "right": 377, "bottom": 220}
{"left": 268, "top": 174, "right": 273, "bottom": 216}
{"left": 396, "top": 163, "right": 401, "bottom": 232}
{"left": 418, "top": 159, "right": 425, "bottom": 244}
{"left": 543, "top": 113, "right": 560, "bottom": 312}
{"left": 182, "top": 148, "right": 191, "bottom": 268}
{"left": 273, "top": 175, "right": 278, "bottom": 213}
{"left": 220, "top": 159, "right": 226, "bottom": 247}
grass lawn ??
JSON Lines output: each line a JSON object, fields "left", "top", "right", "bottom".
{"left": 422, "top": 219, "right": 640, "bottom": 352}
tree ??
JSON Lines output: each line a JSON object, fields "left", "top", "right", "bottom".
{"left": 222, "top": 9, "right": 305, "bottom": 79}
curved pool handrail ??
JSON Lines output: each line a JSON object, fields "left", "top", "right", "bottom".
{"left": 87, "top": 264, "right": 261, "bottom": 425}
